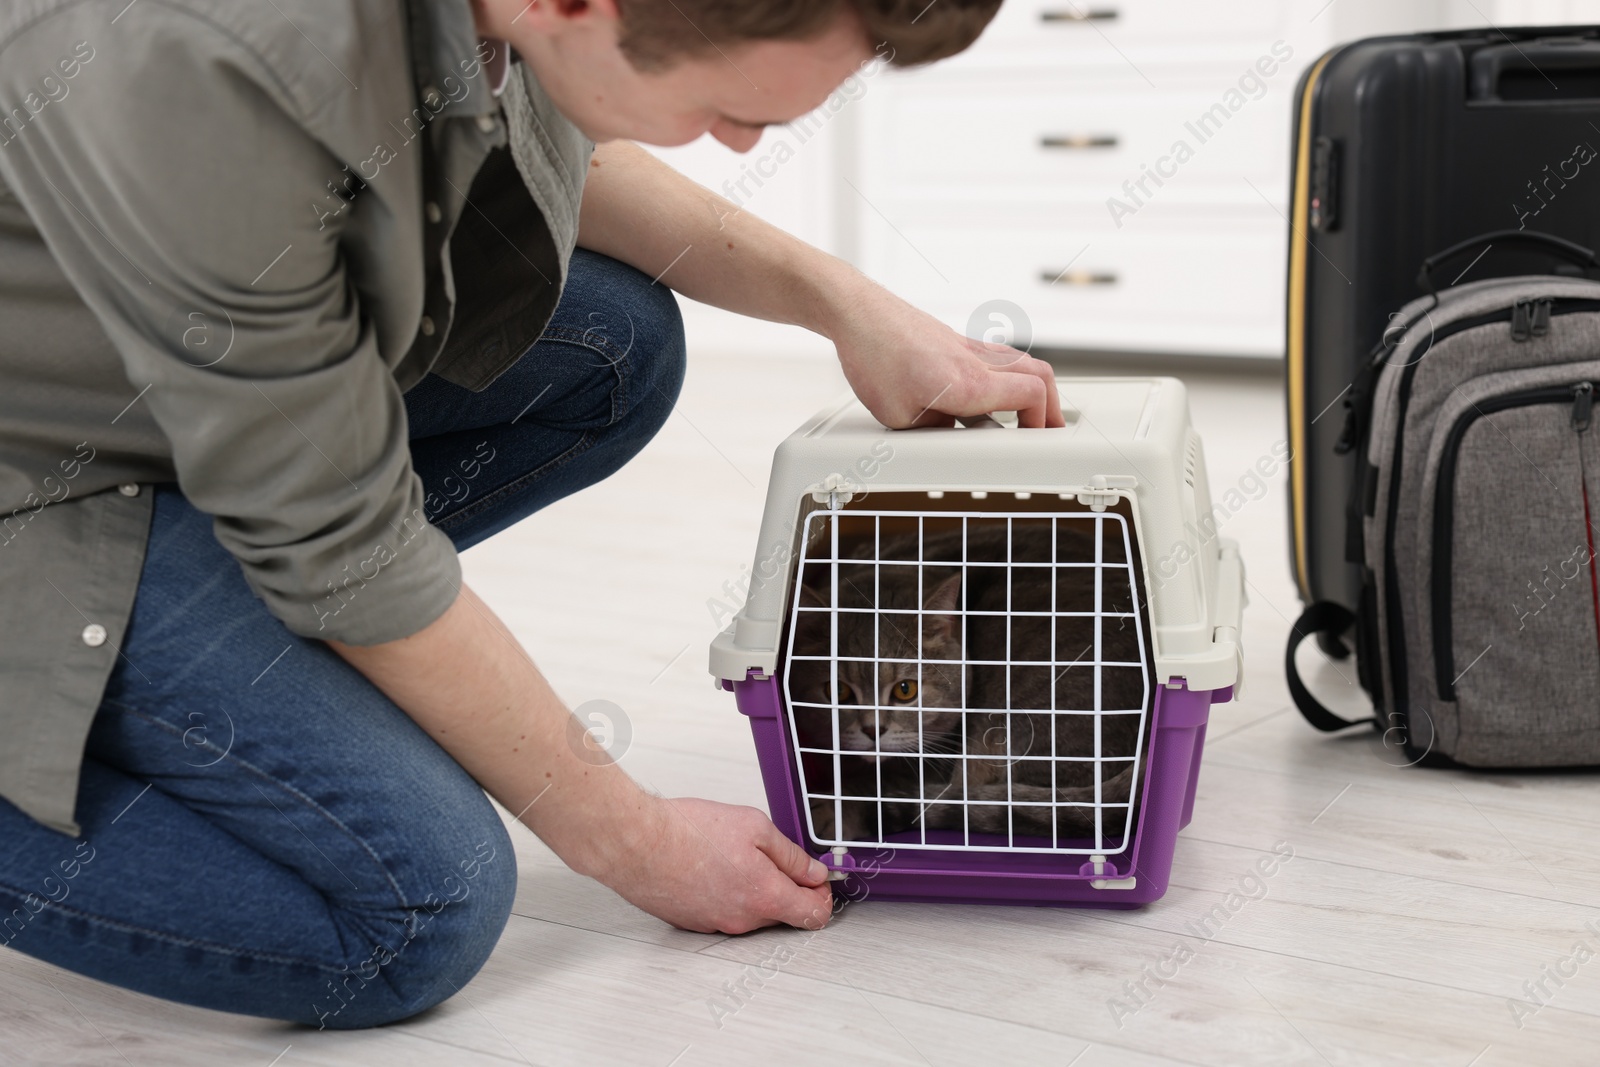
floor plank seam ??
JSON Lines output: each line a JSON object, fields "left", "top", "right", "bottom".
{"left": 1085, "top": 911, "right": 1600, "bottom": 1020}
{"left": 389, "top": 1026, "right": 535, "bottom": 1065}
{"left": 1201, "top": 706, "right": 1292, "bottom": 746}
{"left": 501, "top": 908, "right": 732, "bottom": 956}
{"left": 685, "top": 960, "right": 1214, "bottom": 1067}
{"left": 1196, "top": 749, "right": 1591, "bottom": 804}
{"left": 1192, "top": 755, "right": 1600, "bottom": 831}
{"left": 1173, "top": 833, "right": 1597, "bottom": 910}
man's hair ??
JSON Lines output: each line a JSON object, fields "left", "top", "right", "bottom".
{"left": 614, "top": 0, "right": 1002, "bottom": 71}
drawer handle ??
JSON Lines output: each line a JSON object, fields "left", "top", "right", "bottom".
{"left": 1039, "top": 7, "right": 1118, "bottom": 22}
{"left": 1039, "top": 134, "right": 1119, "bottom": 150}
{"left": 1041, "top": 268, "right": 1118, "bottom": 286}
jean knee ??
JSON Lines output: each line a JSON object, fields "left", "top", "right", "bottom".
{"left": 620, "top": 280, "right": 685, "bottom": 439}
{"left": 313, "top": 808, "right": 517, "bottom": 1030}
{"left": 556, "top": 248, "right": 685, "bottom": 435}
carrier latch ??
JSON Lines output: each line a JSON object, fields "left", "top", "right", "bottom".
{"left": 1077, "top": 475, "right": 1138, "bottom": 512}
{"left": 822, "top": 845, "right": 852, "bottom": 882}
{"left": 809, "top": 473, "right": 858, "bottom": 508}
{"left": 1087, "top": 853, "right": 1139, "bottom": 890}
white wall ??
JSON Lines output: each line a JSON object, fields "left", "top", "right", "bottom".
{"left": 646, "top": 0, "right": 1593, "bottom": 362}
{"left": 1443, "top": 0, "right": 1598, "bottom": 24}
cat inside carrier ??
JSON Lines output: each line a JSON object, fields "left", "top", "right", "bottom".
{"left": 711, "top": 379, "right": 1243, "bottom": 907}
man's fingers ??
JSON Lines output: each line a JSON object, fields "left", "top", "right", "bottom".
{"left": 756, "top": 822, "right": 830, "bottom": 887}
{"left": 978, "top": 348, "right": 1063, "bottom": 428}
{"left": 954, "top": 365, "right": 1051, "bottom": 429}
{"left": 907, "top": 342, "right": 1061, "bottom": 430}
{"left": 774, "top": 880, "right": 835, "bottom": 931}
{"left": 1011, "top": 355, "right": 1065, "bottom": 428}
{"left": 906, "top": 409, "right": 958, "bottom": 430}
{"left": 749, "top": 824, "right": 837, "bottom": 929}
{"left": 971, "top": 338, "right": 1031, "bottom": 370}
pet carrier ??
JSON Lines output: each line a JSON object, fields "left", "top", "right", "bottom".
{"left": 710, "top": 377, "right": 1244, "bottom": 907}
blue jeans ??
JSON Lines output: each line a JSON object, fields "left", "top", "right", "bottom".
{"left": 0, "top": 250, "right": 686, "bottom": 1028}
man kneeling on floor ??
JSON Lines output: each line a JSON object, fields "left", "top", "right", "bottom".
{"left": 0, "top": 0, "right": 1064, "bottom": 1028}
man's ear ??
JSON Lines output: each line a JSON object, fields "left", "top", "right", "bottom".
{"left": 569, "top": 0, "right": 622, "bottom": 22}
{"left": 491, "top": 0, "right": 618, "bottom": 32}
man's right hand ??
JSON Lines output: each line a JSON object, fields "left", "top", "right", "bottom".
{"left": 595, "top": 796, "right": 836, "bottom": 935}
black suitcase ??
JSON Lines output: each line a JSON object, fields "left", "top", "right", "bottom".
{"left": 1286, "top": 27, "right": 1600, "bottom": 638}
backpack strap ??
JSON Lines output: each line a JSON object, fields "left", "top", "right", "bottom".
{"left": 1285, "top": 602, "right": 1375, "bottom": 731}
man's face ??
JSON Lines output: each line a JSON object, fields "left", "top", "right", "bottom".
{"left": 500, "top": 5, "right": 874, "bottom": 153}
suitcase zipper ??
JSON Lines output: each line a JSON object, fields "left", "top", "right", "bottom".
{"left": 1384, "top": 298, "right": 1600, "bottom": 719}
{"left": 1432, "top": 381, "right": 1596, "bottom": 701}
{"left": 1286, "top": 49, "right": 1339, "bottom": 601}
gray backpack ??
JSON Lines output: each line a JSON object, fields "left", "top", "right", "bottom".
{"left": 1287, "top": 231, "right": 1600, "bottom": 766}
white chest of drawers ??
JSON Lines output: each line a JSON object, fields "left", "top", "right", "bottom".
{"left": 846, "top": 0, "right": 1339, "bottom": 359}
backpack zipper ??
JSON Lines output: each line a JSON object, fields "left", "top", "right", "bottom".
{"left": 1511, "top": 297, "right": 1554, "bottom": 342}
{"left": 1578, "top": 384, "right": 1600, "bottom": 679}
{"left": 1432, "top": 381, "right": 1595, "bottom": 700}
{"left": 1382, "top": 298, "right": 1600, "bottom": 721}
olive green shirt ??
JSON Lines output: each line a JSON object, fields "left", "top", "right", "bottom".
{"left": 0, "top": 0, "right": 592, "bottom": 835}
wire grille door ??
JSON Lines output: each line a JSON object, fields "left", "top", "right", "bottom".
{"left": 781, "top": 503, "right": 1154, "bottom": 855}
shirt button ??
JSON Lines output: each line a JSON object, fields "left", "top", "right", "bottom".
{"left": 423, "top": 85, "right": 442, "bottom": 108}
{"left": 425, "top": 201, "right": 442, "bottom": 224}
{"left": 476, "top": 114, "right": 497, "bottom": 133}
{"left": 118, "top": 483, "right": 140, "bottom": 497}
{"left": 420, "top": 315, "right": 436, "bottom": 337}
{"left": 81, "top": 624, "right": 107, "bottom": 648}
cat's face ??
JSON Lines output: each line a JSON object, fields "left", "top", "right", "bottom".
{"left": 789, "top": 569, "right": 966, "bottom": 759}
{"left": 829, "top": 660, "right": 963, "bottom": 756}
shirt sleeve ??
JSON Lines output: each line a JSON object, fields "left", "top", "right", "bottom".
{"left": 0, "top": 8, "right": 461, "bottom": 644}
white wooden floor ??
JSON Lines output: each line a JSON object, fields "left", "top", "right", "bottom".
{"left": 6, "top": 345, "right": 1599, "bottom": 1066}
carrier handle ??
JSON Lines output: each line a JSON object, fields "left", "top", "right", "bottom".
{"left": 1469, "top": 38, "right": 1600, "bottom": 102}
{"left": 1416, "top": 229, "right": 1600, "bottom": 296}
{"left": 1284, "top": 602, "right": 1374, "bottom": 732}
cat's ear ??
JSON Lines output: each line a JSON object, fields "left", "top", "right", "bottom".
{"left": 922, "top": 573, "right": 963, "bottom": 640}
{"left": 924, "top": 572, "right": 962, "bottom": 613}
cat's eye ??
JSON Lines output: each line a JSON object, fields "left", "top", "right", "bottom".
{"left": 891, "top": 679, "right": 918, "bottom": 703}
{"left": 834, "top": 682, "right": 858, "bottom": 704}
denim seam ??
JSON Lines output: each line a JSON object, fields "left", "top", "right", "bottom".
{"left": 429, "top": 320, "right": 632, "bottom": 534}
{"left": 535, "top": 322, "right": 634, "bottom": 425}
{"left": 98, "top": 698, "right": 411, "bottom": 912}
{"left": 0, "top": 882, "right": 347, "bottom": 975}
{"left": 432, "top": 429, "right": 598, "bottom": 534}
{"left": 120, "top": 565, "right": 257, "bottom": 690}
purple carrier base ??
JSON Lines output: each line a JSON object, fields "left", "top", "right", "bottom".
{"left": 722, "top": 673, "right": 1231, "bottom": 908}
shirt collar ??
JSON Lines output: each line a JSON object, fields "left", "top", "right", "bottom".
{"left": 482, "top": 37, "right": 510, "bottom": 97}
{"left": 413, "top": 0, "right": 506, "bottom": 116}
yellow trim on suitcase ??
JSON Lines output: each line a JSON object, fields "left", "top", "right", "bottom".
{"left": 1289, "top": 52, "right": 1334, "bottom": 603}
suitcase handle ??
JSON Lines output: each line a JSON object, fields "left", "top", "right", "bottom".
{"left": 1417, "top": 229, "right": 1600, "bottom": 295}
{"left": 1469, "top": 38, "right": 1600, "bottom": 101}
